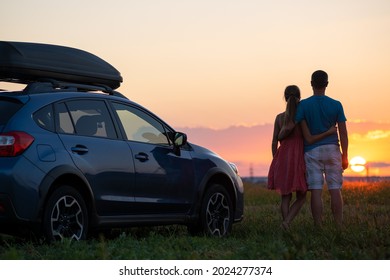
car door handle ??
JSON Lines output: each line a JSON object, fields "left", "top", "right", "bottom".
{"left": 135, "top": 152, "right": 149, "bottom": 162}
{"left": 71, "top": 145, "right": 89, "bottom": 155}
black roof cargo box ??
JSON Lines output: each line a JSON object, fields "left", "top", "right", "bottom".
{"left": 0, "top": 41, "right": 122, "bottom": 89}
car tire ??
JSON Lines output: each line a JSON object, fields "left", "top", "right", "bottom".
{"left": 43, "top": 185, "right": 88, "bottom": 241}
{"left": 200, "top": 184, "right": 233, "bottom": 237}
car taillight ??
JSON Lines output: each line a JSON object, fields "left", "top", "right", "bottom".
{"left": 0, "top": 132, "right": 34, "bottom": 157}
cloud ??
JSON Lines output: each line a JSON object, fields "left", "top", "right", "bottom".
{"left": 177, "top": 120, "right": 390, "bottom": 176}
{"left": 365, "top": 130, "right": 390, "bottom": 140}
{"left": 368, "top": 162, "right": 390, "bottom": 168}
{"left": 348, "top": 121, "right": 390, "bottom": 135}
{"left": 178, "top": 124, "right": 274, "bottom": 177}
{"left": 350, "top": 130, "right": 390, "bottom": 141}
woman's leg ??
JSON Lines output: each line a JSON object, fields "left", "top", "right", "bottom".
{"left": 283, "top": 191, "right": 307, "bottom": 227}
{"left": 281, "top": 194, "right": 292, "bottom": 220}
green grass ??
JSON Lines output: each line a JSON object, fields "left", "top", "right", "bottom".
{"left": 1, "top": 181, "right": 389, "bottom": 260}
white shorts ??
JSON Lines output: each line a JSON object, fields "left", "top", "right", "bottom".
{"left": 304, "top": 145, "right": 343, "bottom": 190}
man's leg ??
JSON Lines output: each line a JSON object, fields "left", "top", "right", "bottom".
{"left": 310, "top": 189, "right": 323, "bottom": 226}
{"left": 324, "top": 145, "right": 344, "bottom": 227}
{"left": 304, "top": 147, "right": 324, "bottom": 227}
{"left": 329, "top": 189, "right": 343, "bottom": 227}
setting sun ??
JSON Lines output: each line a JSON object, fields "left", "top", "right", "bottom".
{"left": 350, "top": 156, "right": 367, "bottom": 173}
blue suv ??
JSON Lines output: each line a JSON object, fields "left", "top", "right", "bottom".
{"left": 0, "top": 41, "right": 244, "bottom": 241}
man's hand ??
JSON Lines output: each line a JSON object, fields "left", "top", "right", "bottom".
{"left": 342, "top": 153, "right": 349, "bottom": 170}
{"left": 278, "top": 121, "right": 295, "bottom": 140}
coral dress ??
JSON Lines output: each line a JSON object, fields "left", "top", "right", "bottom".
{"left": 267, "top": 124, "right": 307, "bottom": 195}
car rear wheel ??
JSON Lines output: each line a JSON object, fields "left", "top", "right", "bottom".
{"left": 43, "top": 185, "right": 88, "bottom": 241}
{"left": 200, "top": 184, "right": 233, "bottom": 237}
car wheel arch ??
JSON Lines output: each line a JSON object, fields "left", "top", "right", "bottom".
{"left": 204, "top": 173, "right": 237, "bottom": 211}
{"left": 196, "top": 169, "right": 237, "bottom": 215}
{"left": 38, "top": 166, "right": 96, "bottom": 225}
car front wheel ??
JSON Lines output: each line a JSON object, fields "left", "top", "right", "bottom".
{"left": 43, "top": 185, "right": 88, "bottom": 241}
{"left": 200, "top": 184, "right": 233, "bottom": 237}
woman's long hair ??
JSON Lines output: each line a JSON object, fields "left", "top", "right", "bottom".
{"left": 283, "top": 85, "right": 301, "bottom": 125}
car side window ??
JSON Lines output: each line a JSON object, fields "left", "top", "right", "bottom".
{"left": 33, "top": 104, "right": 55, "bottom": 132}
{"left": 56, "top": 100, "right": 117, "bottom": 139}
{"left": 112, "top": 102, "right": 170, "bottom": 145}
{"left": 56, "top": 103, "right": 74, "bottom": 134}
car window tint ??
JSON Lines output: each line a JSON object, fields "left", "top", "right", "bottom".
{"left": 112, "top": 102, "right": 169, "bottom": 145}
{"left": 65, "top": 100, "right": 117, "bottom": 139}
{"left": 33, "top": 104, "right": 54, "bottom": 132}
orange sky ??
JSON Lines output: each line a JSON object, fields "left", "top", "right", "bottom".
{"left": 2, "top": 0, "right": 390, "bottom": 176}
{"left": 179, "top": 121, "right": 390, "bottom": 177}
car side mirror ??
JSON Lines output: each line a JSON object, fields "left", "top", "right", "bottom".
{"left": 174, "top": 132, "right": 187, "bottom": 147}
{"left": 173, "top": 132, "right": 187, "bottom": 156}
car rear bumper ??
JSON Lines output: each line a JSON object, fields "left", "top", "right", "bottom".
{"left": 0, "top": 156, "right": 44, "bottom": 221}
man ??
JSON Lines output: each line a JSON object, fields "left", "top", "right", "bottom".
{"left": 295, "top": 70, "right": 349, "bottom": 227}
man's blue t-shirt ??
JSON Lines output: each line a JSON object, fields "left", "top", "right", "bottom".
{"left": 295, "top": 95, "right": 347, "bottom": 152}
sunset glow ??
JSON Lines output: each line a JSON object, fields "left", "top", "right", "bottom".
{"left": 2, "top": 1, "right": 390, "bottom": 177}
{"left": 350, "top": 156, "right": 367, "bottom": 173}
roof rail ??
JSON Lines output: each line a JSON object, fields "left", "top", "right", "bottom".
{"left": 22, "top": 79, "right": 128, "bottom": 99}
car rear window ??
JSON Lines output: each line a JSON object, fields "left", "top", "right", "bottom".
{"left": 0, "top": 98, "right": 24, "bottom": 128}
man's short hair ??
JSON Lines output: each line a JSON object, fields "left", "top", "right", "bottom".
{"left": 311, "top": 70, "right": 328, "bottom": 89}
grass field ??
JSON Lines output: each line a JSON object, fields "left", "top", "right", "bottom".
{"left": 1, "top": 181, "right": 389, "bottom": 260}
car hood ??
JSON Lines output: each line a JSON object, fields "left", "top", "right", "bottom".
{"left": 188, "top": 142, "right": 220, "bottom": 158}
{"left": 188, "top": 142, "right": 236, "bottom": 171}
